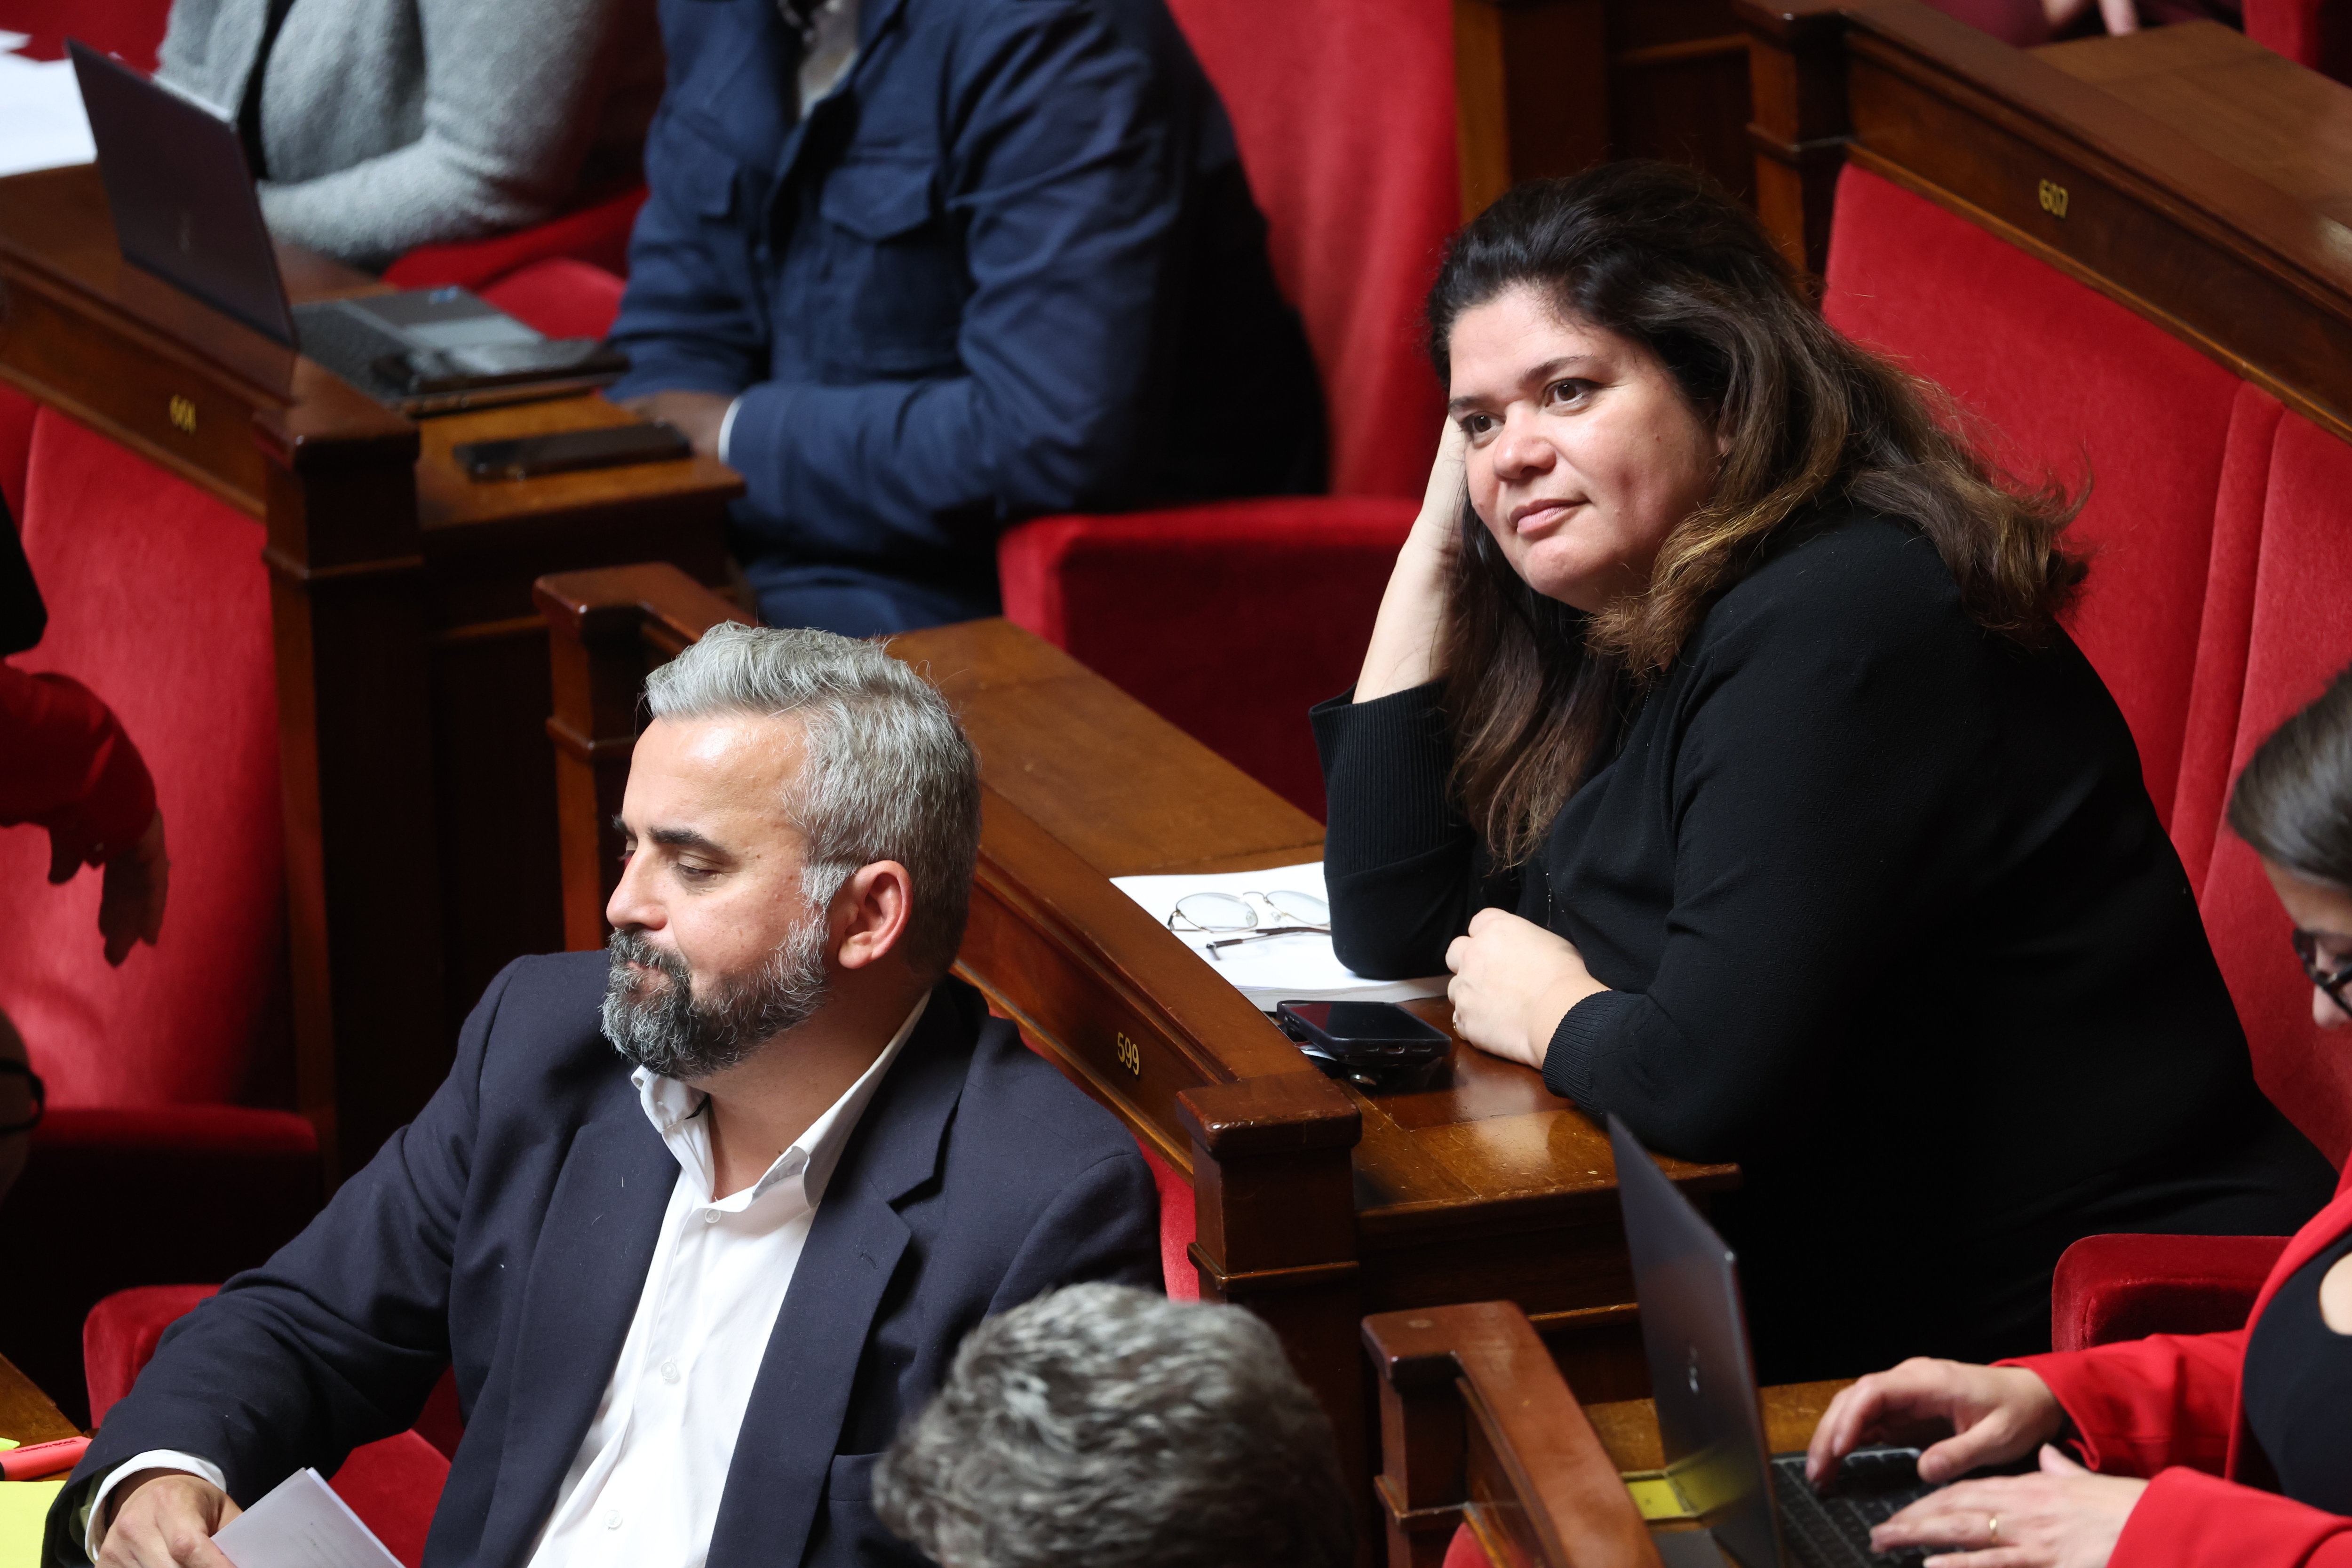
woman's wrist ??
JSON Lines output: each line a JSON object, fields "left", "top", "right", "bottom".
{"left": 1524, "top": 972, "right": 1608, "bottom": 1070}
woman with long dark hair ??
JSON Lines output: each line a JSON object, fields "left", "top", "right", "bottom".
{"left": 1810, "top": 669, "right": 2352, "bottom": 1568}
{"left": 1311, "top": 162, "right": 2333, "bottom": 1380}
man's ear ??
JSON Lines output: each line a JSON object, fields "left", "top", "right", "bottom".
{"left": 833, "top": 860, "right": 914, "bottom": 971}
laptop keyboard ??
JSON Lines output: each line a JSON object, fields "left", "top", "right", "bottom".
{"left": 1770, "top": 1454, "right": 1932, "bottom": 1568}
{"left": 292, "top": 302, "right": 411, "bottom": 396}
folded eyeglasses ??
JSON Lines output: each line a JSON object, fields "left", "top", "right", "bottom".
{"left": 1167, "top": 890, "right": 1331, "bottom": 960}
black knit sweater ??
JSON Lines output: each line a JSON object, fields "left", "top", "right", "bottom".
{"left": 1314, "top": 508, "right": 2333, "bottom": 1380}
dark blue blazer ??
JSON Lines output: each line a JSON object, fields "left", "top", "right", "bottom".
{"left": 606, "top": 0, "right": 1323, "bottom": 637}
{"left": 50, "top": 954, "right": 1160, "bottom": 1568}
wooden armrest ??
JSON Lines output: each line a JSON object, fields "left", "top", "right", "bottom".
{"left": 1364, "top": 1301, "right": 1661, "bottom": 1568}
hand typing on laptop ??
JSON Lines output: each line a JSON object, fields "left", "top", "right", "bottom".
{"left": 1807, "top": 1361, "right": 2145, "bottom": 1566}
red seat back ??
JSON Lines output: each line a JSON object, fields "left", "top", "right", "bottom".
{"left": 2196, "top": 411, "right": 2352, "bottom": 1163}
{"left": 1163, "top": 0, "right": 1456, "bottom": 498}
{"left": 2245, "top": 0, "right": 2352, "bottom": 85}
{"left": 1, "top": 0, "right": 169, "bottom": 68}
{"left": 0, "top": 411, "right": 284, "bottom": 1108}
{"left": 1824, "top": 166, "right": 2242, "bottom": 847}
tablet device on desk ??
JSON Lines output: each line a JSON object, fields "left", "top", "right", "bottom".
{"left": 69, "top": 41, "right": 618, "bottom": 416}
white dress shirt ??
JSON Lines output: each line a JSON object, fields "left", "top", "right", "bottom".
{"left": 90, "top": 995, "right": 928, "bottom": 1568}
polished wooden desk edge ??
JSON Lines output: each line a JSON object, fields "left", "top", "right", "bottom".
{"left": 1366, "top": 1302, "right": 1663, "bottom": 1568}
{"left": 0, "top": 1352, "right": 83, "bottom": 1446}
{"left": 1740, "top": 0, "right": 2352, "bottom": 302}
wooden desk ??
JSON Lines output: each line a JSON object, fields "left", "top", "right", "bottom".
{"left": 536, "top": 570, "right": 1740, "bottom": 1524}
{"left": 0, "top": 164, "right": 741, "bottom": 1174}
{"left": 1366, "top": 1300, "right": 1850, "bottom": 1568}
{"left": 1741, "top": 0, "right": 2352, "bottom": 440}
{"left": 0, "top": 1353, "right": 80, "bottom": 1446}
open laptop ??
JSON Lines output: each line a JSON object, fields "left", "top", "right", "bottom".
{"left": 1609, "top": 1114, "right": 1940, "bottom": 1568}
{"left": 68, "top": 40, "right": 594, "bottom": 415}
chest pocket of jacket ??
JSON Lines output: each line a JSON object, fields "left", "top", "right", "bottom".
{"left": 813, "top": 156, "right": 966, "bottom": 376}
{"left": 649, "top": 117, "right": 764, "bottom": 330}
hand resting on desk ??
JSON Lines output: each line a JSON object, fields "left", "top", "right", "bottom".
{"left": 96, "top": 1469, "right": 241, "bottom": 1568}
{"left": 1444, "top": 906, "right": 1607, "bottom": 1070}
{"left": 617, "top": 390, "right": 732, "bottom": 463}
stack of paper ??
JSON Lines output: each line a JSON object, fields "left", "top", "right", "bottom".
{"left": 0, "top": 37, "right": 95, "bottom": 179}
{"left": 1112, "top": 861, "right": 1445, "bottom": 1011}
{"left": 215, "top": 1468, "right": 403, "bottom": 1568}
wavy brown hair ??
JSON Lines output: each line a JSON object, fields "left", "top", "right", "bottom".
{"left": 1429, "top": 163, "right": 2087, "bottom": 866}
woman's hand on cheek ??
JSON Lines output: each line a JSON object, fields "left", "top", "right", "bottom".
{"left": 1869, "top": 1445, "right": 2145, "bottom": 1568}
{"left": 1408, "top": 419, "right": 1470, "bottom": 559}
{"left": 1445, "top": 908, "right": 1608, "bottom": 1071}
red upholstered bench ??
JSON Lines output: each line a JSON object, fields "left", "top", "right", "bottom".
{"left": 0, "top": 410, "right": 323, "bottom": 1419}
{"left": 1823, "top": 164, "right": 2352, "bottom": 1168}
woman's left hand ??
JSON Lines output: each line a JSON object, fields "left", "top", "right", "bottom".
{"left": 1869, "top": 1445, "right": 2146, "bottom": 1568}
{"left": 1445, "top": 908, "right": 1608, "bottom": 1069}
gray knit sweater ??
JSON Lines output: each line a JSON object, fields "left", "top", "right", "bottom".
{"left": 156, "top": 0, "right": 664, "bottom": 269}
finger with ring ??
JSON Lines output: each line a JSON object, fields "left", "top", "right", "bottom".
{"left": 1987, "top": 1515, "right": 2000, "bottom": 1544}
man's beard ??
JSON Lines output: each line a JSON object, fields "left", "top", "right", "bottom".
{"left": 599, "top": 918, "right": 831, "bottom": 1080}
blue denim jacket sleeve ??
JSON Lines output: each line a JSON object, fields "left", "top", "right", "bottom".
{"left": 610, "top": 0, "right": 1192, "bottom": 563}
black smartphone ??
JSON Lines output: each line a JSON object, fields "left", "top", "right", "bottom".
{"left": 374, "top": 338, "right": 630, "bottom": 395}
{"left": 1273, "top": 1001, "right": 1452, "bottom": 1079}
{"left": 454, "top": 422, "right": 692, "bottom": 481}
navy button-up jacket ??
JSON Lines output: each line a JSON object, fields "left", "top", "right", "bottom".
{"left": 609, "top": 0, "right": 1322, "bottom": 634}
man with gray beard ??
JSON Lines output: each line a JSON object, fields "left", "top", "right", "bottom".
{"left": 52, "top": 624, "right": 1160, "bottom": 1568}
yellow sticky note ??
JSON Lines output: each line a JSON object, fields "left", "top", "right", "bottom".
{"left": 0, "top": 1479, "right": 66, "bottom": 1567}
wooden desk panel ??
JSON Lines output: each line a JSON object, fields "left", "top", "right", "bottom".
{"left": 1741, "top": 0, "right": 2352, "bottom": 440}
{"left": 0, "top": 164, "right": 738, "bottom": 1171}
{"left": 0, "top": 1353, "right": 80, "bottom": 1446}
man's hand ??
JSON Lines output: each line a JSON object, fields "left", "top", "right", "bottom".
{"left": 96, "top": 1471, "right": 243, "bottom": 1568}
{"left": 1444, "top": 907, "right": 1606, "bottom": 1070}
{"left": 1870, "top": 1444, "right": 2145, "bottom": 1568}
{"left": 617, "top": 391, "right": 734, "bottom": 463}
{"left": 1807, "top": 1359, "right": 2064, "bottom": 1487}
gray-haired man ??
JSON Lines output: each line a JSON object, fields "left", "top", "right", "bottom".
{"left": 875, "top": 1284, "right": 1354, "bottom": 1568}
{"left": 58, "top": 625, "right": 1160, "bottom": 1568}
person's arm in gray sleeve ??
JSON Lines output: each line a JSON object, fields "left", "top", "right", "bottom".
{"left": 255, "top": 0, "right": 635, "bottom": 266}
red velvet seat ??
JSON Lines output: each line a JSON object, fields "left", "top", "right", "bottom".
{"left": 85, "top": 1288, "right": 453, "bottom": 1568}
{"left": 2245, "top": 0, "right": 2352, "bottom": 85}
{"left": 382, "top": 187, "right": 648, "bottom": 295}
{"left": 996, "top": 0, "right": 1457, "bottom": 818}
{"left": 0, "top": 410, "right": 321, "bottom": 1419}
{"left": 2193, "top": 409, "right": 2352, "bottom": 1163}
{"left": 1823, "top": 166, "right": 2245, "bottom": 856}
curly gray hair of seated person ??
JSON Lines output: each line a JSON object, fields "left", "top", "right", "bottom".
{"left": 642, "top": 622, "right": 980, "bottom": 978}
{"left": 873, "top": 1283, "right": 1354, "bottom": 1568}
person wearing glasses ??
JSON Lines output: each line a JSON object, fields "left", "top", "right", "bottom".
{"left": 1807, "top": 664, "right": 2352, "bottom": 1568}
{"left": 1311, "top": 161, "right": 2334, "bottom": 1384}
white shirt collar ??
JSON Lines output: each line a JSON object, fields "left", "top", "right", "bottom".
{"left": 630, "top": 991, "right": 929, "bottom": 1212}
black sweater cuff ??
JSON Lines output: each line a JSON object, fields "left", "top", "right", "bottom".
{"left": 1311, "top": 681, "right": 1460, "bottom": 868}
{"left": 1540, "top": 989, "right": 1638, "bottom": 1106}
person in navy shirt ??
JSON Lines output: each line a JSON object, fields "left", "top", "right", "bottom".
{"left": 610, "top": 0, "right": 1324, "bottom": 637}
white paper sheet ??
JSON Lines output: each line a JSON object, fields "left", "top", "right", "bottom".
{"left": 0, "top": 49, "right": 95, "bottom": 177}
{"left": 214, "top": 1468, "right": 404, "bottom": 1568}
{"left": 1112, "top": 860, "right": 1446, "bottom": 1010}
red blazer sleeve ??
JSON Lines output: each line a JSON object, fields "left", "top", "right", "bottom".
{"left": 2001, "top": 1331, "right": 2248, "bottom": 1479}
{"left": 0, "top": 662, "right": 156, "bottom": 864}
{"left": 2114, "top": 1468, "right": 2352, "bottom": 1568}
